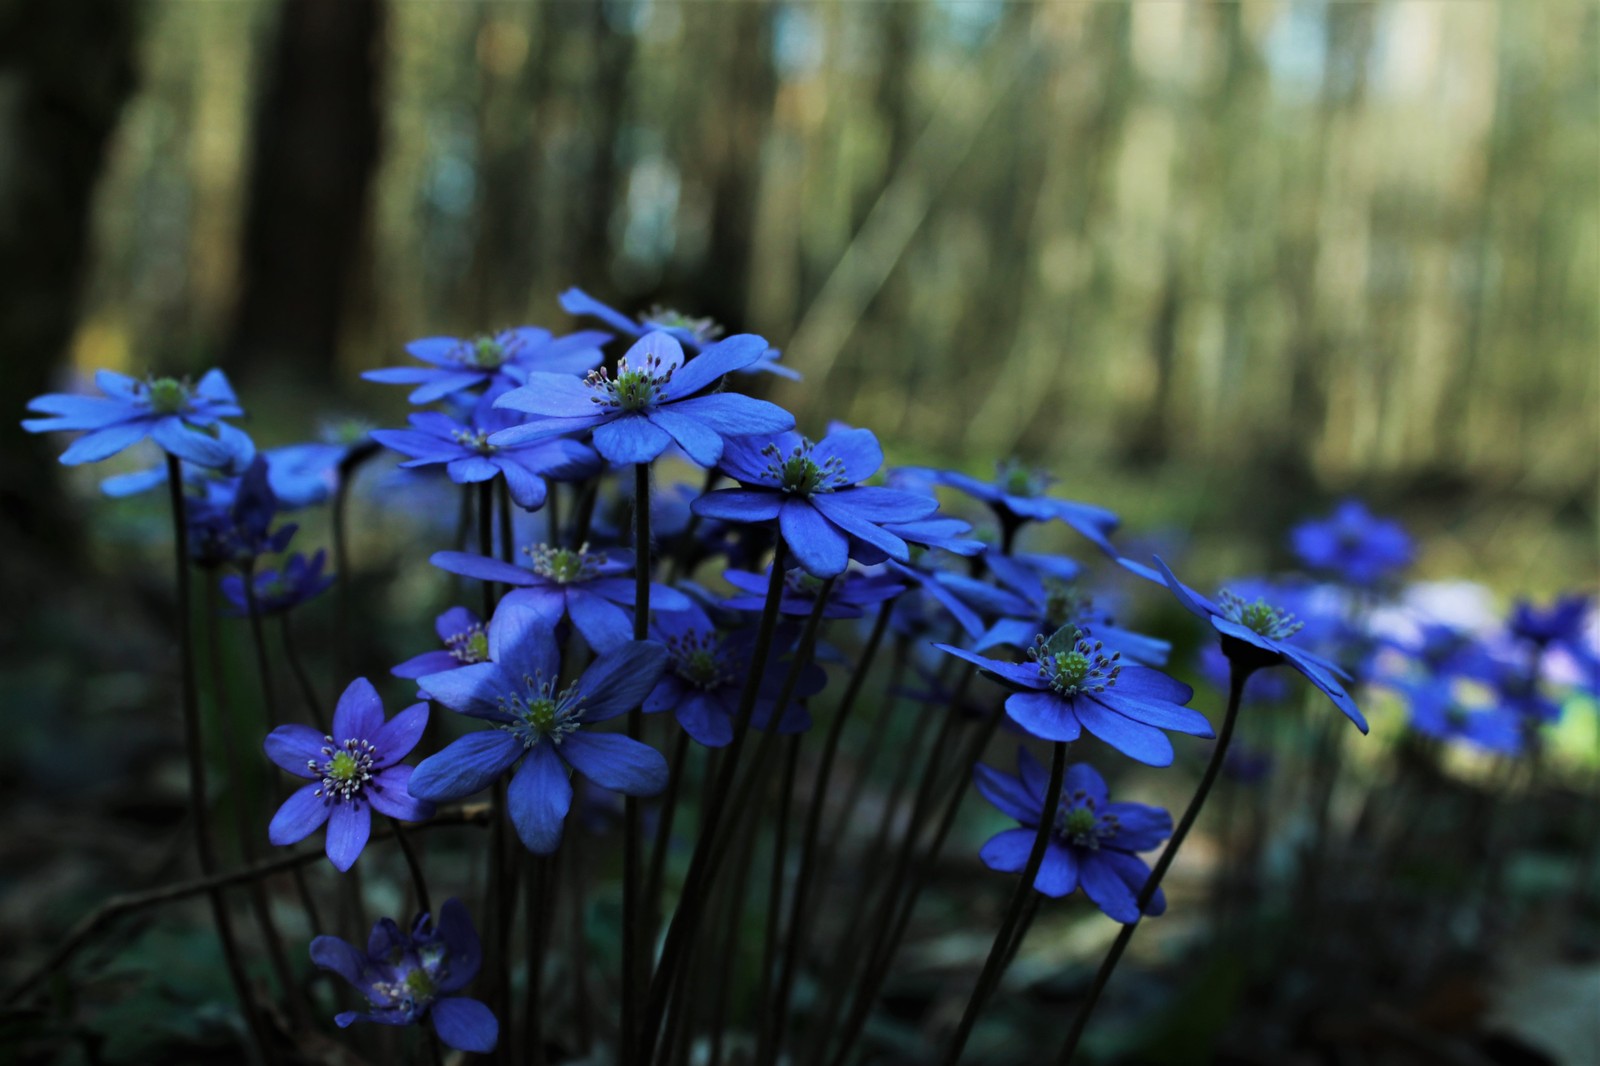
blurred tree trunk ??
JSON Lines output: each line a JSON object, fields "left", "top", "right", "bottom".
{"left": 228, "top": 0, "right": 384, "bottom": 390}
{"left": 0, "top": 0, "right": 136, "bottom": 564}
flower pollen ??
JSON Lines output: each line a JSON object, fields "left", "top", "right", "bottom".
{"left": 461, "top": 335, "right": 508, "bottom": 369}
{"left": 586, "top": 349, "right": 674, "bottom": 411}
{"left": 445, "top": 624, "right": 490, "bottom": 664}
{"left": 762, "top": 439, "right": 847, "bottom": 498}
{"left": 144, "top": 376, "right": 191, "bottom": 415}
{"left": 1029, "top": 625, "right": 1120, "bottom": 696}
{"left": 450, "top": 427, "right": 497, "bottom": 454}
{"left": 525, "top": 542, "right": 604, "bottom": 584}
{"left": 311, "top": 737, "right": 377, "bottom": 806}
{"left": 643, "top": 305, "right": 723, "bottom": 344}
{"left": 665, "top": 629, "right": 733, "bottom": 690}
{"left": 1218, "top": 590, "right": 1304, "bottom": 640}
{"left": 499, "top": 674, "right": 583, "bottom": 748}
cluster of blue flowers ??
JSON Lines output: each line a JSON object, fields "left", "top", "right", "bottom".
{"left": 23, "top": 291, "right": 1596, "bottom": 1063}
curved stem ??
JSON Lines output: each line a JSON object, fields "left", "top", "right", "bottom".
{"left": 164, "top": 456, "right": 271, "bottom": 1056}
{"left": 1056, "top": 664, "right": 1250, "bottom": 1064}
{"left": 389, "top": 817, "right": 432, "bottom": 918}
{"left": 943, "top": 742, "right": 1067, "bottom": 1064}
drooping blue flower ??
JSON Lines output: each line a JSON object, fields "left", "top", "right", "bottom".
{"left": 489, "top": 332, "right": 794, "bottom": 466}
{"left": 183, "top": 456, "right": 297, "bottom": 569}
{"left": 1122, "top": 556, "right": 1370, "bottom": 733}
{"left": 692, "top": 427, "right": 937, "bottom": 578}
{"left": 559, "top": 287, "right": 799, "bottom": 378}
{"left": 310, "top": 898, "right": 498, "bottom": 1053}
{"left": 407, "top": 606, "right": 670, "bottom": 854}
{"left": 222, "top": 550, "right": 335, "bottom": 616}
{"left": 642, "top": 603, "right": 821, "bottom": 747}
{"left": 430, "top": 544, "right": 691, "bottom": 653}
{"left": 1291, "top": 499, "right": 1412, "bottom": 586}
{"left": 371, "top": 390, "right": 600, "bottom": 510}
{"left": 362, "top": 327, "right": 610, "bottom": 405}
{"left": 937, "top": 625, "right": 1212, "bottom": 767}
{"left": 392, "top": 607, "right": 487, "bottom": 695}
{"left": 264, "top": 679, "right": 434, "bottom": 871}
{"left": 974, "top": 750, "right": 1171, "bottom": 922}
{"left": 24, "top": 368, "right": 255, "bottom": 469}
{"left": 721, "top": 565, "right": 906, "bottom": 620}
{"left": 921, "top": 460, "right": 1120, "bottom": 556}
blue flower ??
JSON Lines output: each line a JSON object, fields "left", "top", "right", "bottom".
{"left": 1509, "top": 595, "right": 1592, "bottom": 650}
{"left": 372, "top": 391, "right": 600, "bottom": 510}
{"left": 721, "top": 565, "right": 906, "bottom": 620}
{"left": 959, "top": 554, "right": 1171, "bottom": 667}
{"left": 262, "top": 441, "right": 350, "bottom": 508}
{"left": 24, "top": 368, "right": 255, "bottom": 469}
{"left": 643, "top": 603, "right": 821, "bottom": 747}
{"left": 1290, "top": 499, "right": 1412, "bottom": 585}
{"left": 407, "top": 606, "right": 670, "bottom": 854}
{"left": 222, "top": 550, "right": 335, "bottom": 616}
{"left": 1387, "top": 677, "right": 1523, "bottom": 754}
{"left": 184, "top": 456, "right": 297, "bottom": 568}
{"left": 937, "top": 626, "right": 1212, "bottom": 767}
{"left": 392, "top": 606, "right": 487, "bottom": 696}
{"left": 923, "top": 460, "right": 1120, "bottom": 555}
{"left": 362, "top": 327, "right": 610, "bottom": 404}
{"left": 489, "top": 331, "right": 795, "bottom": 466}
{"left": 692, "top": 427, "right": 937, "bottom": 578}
{"left": 264, "top": 679, "right": 434, "bottom": 871}
{"left": 311, "top": 898, "right": 498, "bottom": 1053}
{"left": 430, "top": 543, "right": 691, "bottom": 653}
{"left": 974, "top": 751, "right": 1171, "bottom": 922}
{"left": 559, "top": 287, "right": 799, "bottom": 378}
{"left": 1122, "top": 556, "right": 1369, "bottom": 733}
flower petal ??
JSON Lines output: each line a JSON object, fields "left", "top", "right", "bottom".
{"left": 779, "top": 499, "right": 848, "bottom": 578}
{"left": 309, "top": 935, "right": 367, "bottom": 987}
{"left": 811, "top": 428, "right": 884, "bottom": 484}
{"left": 572, "top": 639, "right": 671, "bottom": 721}
{"left": 1079, "top": 852, "right": 1141, "bottom": 923}
{"left": 506, "top": 743, "right": 571, "bottom": 854}
{"left": 324, "top": 802, "right": 371, "bottom": 871}
{"left": 58, "top": 421, "right": 149, "bottom": 465}
{"left": 973, "top": 760, "right": 1040, "bottom": 824}
{"left": 417, "top": 661, "right": 513, "bottom": 721}
{"left": 488, "top": 606, "right": 561, "bottom": 686}
{"left": 668, "top": 392, "right": 795, "bottom": 436}
{"left": 430, "top": 997, "right": 500, "bottom": 1054}
{"left": 592, "top": 415, "right": 673, "bottom": 465}
{"left": 658, "top": 333, "right": 765, "bottom": 397}
{"left": 566, "top": 588, "right": 635, "bottom": 655}
{"left": 1034, "top": 842, "right": 1080, "bottom": 898}
{"left": 559, "top": 732, "right": 669, "bottom": 796}
{"left": 1074, "top": 698, "right": 1175, "bottom": 767}
{"left": 676, "top": 692, "right": 734, "bottom": 748}
{"left": 1004, "top": 691, "right": 1083, "bottom": 743}
{"left": 494, "top": 457, "right": 548, "bottom": 510}
{"left": 408, "top": 731, "right": 523, "bottom": 802}
{"left": 1090, "top": 690, "right": 1214, "bottom": 738}
{"left": 645, "top": 407, "right": 724, "bottom": 467}
{"left": 269, "top": 783, "right": 332, "bottom": 845}
{"left": 264, "top": 724, "right": 327, "bottom": 778}
{"left": 691, "top": 488, "right": 782, "bottom": 523}
{"left": 978, "top": 827, "right": 1035, "bottom": 873}
{"left": 366, "top": 765, "right": 434, "bottom": 821}
{"left": 332, "top": 678, "right": 385, "bottom": 742}
{"left": 494, "top": 372, "right": 597, "bottom": 417}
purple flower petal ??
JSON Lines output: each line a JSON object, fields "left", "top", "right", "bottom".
{"left": 59, "top": 421, "right": 148, "bottom": 465}
{"left": 366, "top": 765, "right": 434, "bottom": 821}
{"left": 488, "top": 605, "right": 561, "bottom": 686}
{"left": 572, "top": 639, "right": 671, "bottom": 722}
{"left": 333, "top": 678, "right": 385, "bottom": 742}
{"left": 978, "top": 827, "right": 1035, "bottom": 873}
{"left": 645, "top": 407, "right": 725, "bottom": 467}
{"left": 1004, "top": 691, "right": 1083, "bottom": 743}
{"left": 592, "top": 415, "right": 673, "bottom": 465}
{"left": 325, "top": 802, "right": 372, "bottom": 871}
{"left": 974, "top": 760, "right": 1039, "bottom": 824}
{"left": 494, "top": 372, "right": 598, "bottom": 418}
{"left": 668, "top": 392, "right": 795, "bottom": 436}
{"left": 446, "top": 455, "right": 500, "bottom": 483}
{"left": 409, "top": 731, "right": 523, "bottom": 802}
{"left": 1090, "top": 690, "right": 1214, "bottom": 738}
{"left": 431, "top": 996, "right": 500, "bottom": 1054}
{"left": 676, "top": 692, "right": 734, "bottom": 747}
{"left": 372, "top": 703, "right": 430, "bottom": 764}
{"left": 1034, "top": 841, "right": 1080, "bottom": 898}
{"left": 566, "top": 588, "right": 634, "bottom": 655}
{"left": 1079, "top": 851, "right": 1140, "bottom": 923}
{"left": 494, "top": 457, "right": 548, "bottom": 510}
{"left": 269, "top": 783, "right": 333, "bottom": 845}
{"left": 264, "top": 724, "right": 326, "bottom": 778}
{"left": 811, "top": 427, "right": 884, "bottom": 484}
{"left": 779, "top": 499, "right": 848, "bottom": 578}
{"left": 1073, "top": 698, "right": 1175, "bottom": 767}
{"left": 507, "top": 743, "right": 571, "bottom": 854}
{"left": 692, "top": 488, "right": 782, "bottom": 523}
{"left": 310, "top": 935, "right": 366, "bottom": 985}
{"left": 418, "top": 661, "right": 512, "bottom": 721}
{"left": 559, "top": 732, "right": 669, "bottom": 796}
{"left": 430, "top": 550, "right": 533, "bottom": 586}
{"left": 657, "top": 333, "right": 764, "bottom": 398}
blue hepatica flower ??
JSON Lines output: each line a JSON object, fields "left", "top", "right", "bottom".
{"left": 392, "top": 607, "right": 487, "bottom": 696}
{"left": 490, "top": 331, "right": 794, "bottom": 466}
{"left": 372, "top": 391, "right": 600, "bottom": 511}
{"left": 362, "top": 326, "right": 610, "bottom": 405}
{"left": 24, "top": 368, "right": 255, "bottom": 469}
{"left": 1509, "top": 594, "right": 1592, "bottom": 651}
{"left": 693, "top": 427, "right": 938, "bottom": 578}
{"left": 1122, "top": 556, "right": 1369, "bottom": 732}
{"left": 1291, "top": 499, "right": 1412, "bottom": 586}
{"left": 431, "top": 544, "right": 690, "bottom": 653}
{"left": 644, "top": 603, "right": 821, "bottom": 747}
{"left": 559, "top": 287, "right": 798, "bottom": 379}
{"left": 222, "top": 550, "right": 335, "bottom": 616}
{"left": 937, "top": 625, "right": 1212, "bottom": 767}
{"left": 923, "top": 459, "right": 1120, "bottom": 555}
{"left": 408, "top": 606, "right": 670, "bottom": 854}
{"left": 1389, "top": 677, "right": 1523, "bottom": 754}
{"left": 264, "top": 679, "right": 434, "bottom": 871}
{"left": 181, "top": 456, "right": 296, "bottom": 569}
{"left": 975, "top": 750, "right": 1172, "bottom": 922}
{"left": 311, "top": 898, "right": 497, "bottom": 1053}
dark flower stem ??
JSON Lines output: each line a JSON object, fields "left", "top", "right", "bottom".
{"left": 943, "top": 742, "right": 1068, "bottom": 1064}
{"left": 623, "top": 462, "right": 651, "bottom": 1063}
{"left": 388, "top": 817, "right": 431, "bottom": 917}
{"left": 639, "top": 541, "right": 790, "bottom": 1063}
{"left": 644, "top": 730, "right": 693, "bottom": 945}
{"left": 477, "top": 482, "right": 495, "bottom": 617}
{"left": 1056, "top": 664, "right": 1251, "bottom": 1064}
{"left": 546, "top": 479, "right": 562, "bottom": 546}
{"left": 497, "top": 478, "right": 515, "bottom": 565}
{"left": 523, "top": 852, "right": 553, "bottom": 1066}
{"left": 756, "top": 736, "right": 803, "bottom": 1062}
{"left": 768, "top": 598, "right": 897, "bottom": 1050}
{"left": 163, "top": 456, "right": 270, "bottom": 1054}
{"left": 278, "top": 614, "right": 328, "bottom": 732}
{"left": 331, "top": 439, "right": 377, "bottom": 690}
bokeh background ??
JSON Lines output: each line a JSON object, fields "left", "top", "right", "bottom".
{"left": 1, "top": 1, "right": 1597, "bottom": 1063}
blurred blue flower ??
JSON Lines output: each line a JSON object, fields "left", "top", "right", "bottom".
{"left": 392, "top": 606, "right": 486, "bottom": 696}
{"left": 938, "top": 625, "right": 1211, "bottom": 767}
{"left": 408, "top": 607, "right": 670, "bottom": 854}
{"left": 1291, "top": 499, "right": 1412, "bottom": 586}
{"left": 974, "top": 750, "right": 1172, "bottom": 922}
{"left": 362, "top": 326, "right": 610, "bottom": 404}
{"left": 311, "top": 898, "right": 497, "bottom": 1053}
{"left": 24, "top": 368, "right": 254, "bottom": 469}
{"left": 264, "top": 679, "right": 433, "bottom": 871}
{"left": 921, "top": 459, "right": 1119, "bottom": 556}
{"left": 491, "top": 332, "right": 794, "bottom": 467}
{"left": 222, "top": 550, "right": 334, "bottom": 616}
{"left": 559, "top": 286, "right": 798, "bottom": 378}
{"left": 721, "top": 565, "right": 906, "bottom": 620}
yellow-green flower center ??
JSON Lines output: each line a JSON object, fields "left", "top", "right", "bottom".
{"left": 468, "top": 336, "right": 507, "bottom": 368}
{"left": 1219, "top": 590, "right": 1304, "bottom": 641}
{"left": 146, "top": 377, "right": 190, "bottom": 414}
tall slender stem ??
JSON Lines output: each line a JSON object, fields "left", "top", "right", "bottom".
{"left": 278, "top": 614, "right": 327, "bottom": 732}
{"left": 1056, "top": 664, "right": 1251, "bottom": 1064}
{"left": 755, "top": 736, "right": 802, "bottom": 1062}
{"left": 523, "top": 851, "right": 553, "bottom": 1066}
{"left": 645, "top": 730, "right": 692, "bottom": 946}
{"left": 389, "top": 817, "right": 432, "bottom": 917}
{"left": 164, "top": 456, "right": 270, "bottom": 1056}
{"left": 640, "top": 542, "right": 789, "bottom": 1063}
{"left": 477, "top": 482, "right": 495, "bottom": 618}
{"left": 623, "top": 462, "right": 651, "bottom": 1062}
{"left": 769, "top": 599, "right": 896, "bottom": 1050}
{"left": 942, "top": 742, "right": 1067, "bottom": 1064}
